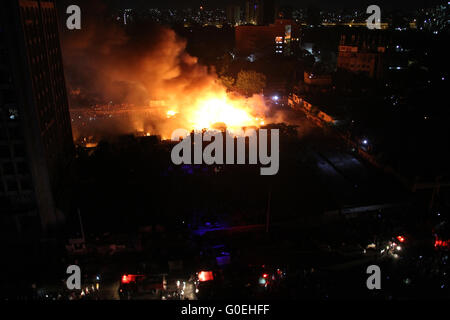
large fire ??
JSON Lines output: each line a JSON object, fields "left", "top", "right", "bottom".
{"left": 192, "top": 98, "right": 256, "bottom": 130}
{"left": 64, "top": 16, "right": 269, "bottom": 140}
{"left": 165, "top": 91, "right": 266, "bottom": 134}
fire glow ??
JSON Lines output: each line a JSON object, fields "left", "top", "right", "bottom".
{"left": 191, "top": 97, "right": 259, "bottom": 130}
{"left": 64, "top": 19, "right": 268, "bottom": 139}
{"left": 166, "top": 92, "right": 266, "bottom": 133}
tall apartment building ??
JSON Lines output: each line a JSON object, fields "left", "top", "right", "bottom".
{"left": 235, "top": 19, "right": 300, "bottom": 56}
{"left": 0, "top": 0, "right": 74, "bottom": 239}
{"left": 226, "top": 4, "right": 242, "bottom": 25}
{"left": 245, "top": 0, "right": 277, "bottom": 25}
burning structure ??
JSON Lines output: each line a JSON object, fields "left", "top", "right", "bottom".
{"left": 62, "top": 3, "right": 268, "bottom": 141}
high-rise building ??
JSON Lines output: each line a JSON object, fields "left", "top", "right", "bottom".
{"left": 245, "top": 0, "right": 277, "bottom": 25}
{"left": 226, "top": 4, "right": 242, "bottom": 25}
{"left": 235, "top": 19, "right": 300, "bottom": 56}
{"left": 245, "top": 0, "right": 261, "bottom": 25}
{"left": 0, "top": 0, "right": 74, "bottom": 238}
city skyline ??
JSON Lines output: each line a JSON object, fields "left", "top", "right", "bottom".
{"left": 99, "top": 0, "right": 446, "bottom": 11}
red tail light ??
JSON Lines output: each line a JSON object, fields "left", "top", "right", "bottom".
{"left": 122, "top": 274, "right": 132, "bottom": 284}
{"left": 198, "top": 271, "right": 214, "bottom": 282}
{"left": 435, "top": 239, "right": 449, "bottom": 248}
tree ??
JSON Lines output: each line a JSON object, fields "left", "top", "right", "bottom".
{"left": 235, "top": 70, "right": 266, "bottom": 97}
{"left": 219, "top": 75, "right": 235, "bottom": 91}
{"left": 218, "top": 52, "right": 233, "bottom": 76}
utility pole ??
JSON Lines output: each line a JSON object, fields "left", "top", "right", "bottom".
{"left": 428, "top": 176, "right": 442, "bottom": 214}
{"left": 77, "top": 208, "right": 85, "bottom": 241}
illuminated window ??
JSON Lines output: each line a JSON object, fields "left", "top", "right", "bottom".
{"left": 275, "top": 36, "right": 283, "bottom": 44}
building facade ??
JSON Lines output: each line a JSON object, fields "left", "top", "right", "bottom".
{"left": 226, "top": 4, "right": 241, "bottom": 25}
{"left": 0, "top": 0, "right": 74, "bottom": 238}
{"left": 235, "top": 18, "right": 300, "bottom": 56}
{"left": 337, "top": 31, "right": 388, "bottom": 79}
